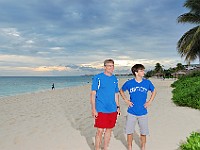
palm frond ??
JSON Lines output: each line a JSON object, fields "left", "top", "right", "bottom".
{"left": 177, "top": 13, "right": 200, "bottom": 24}
{"left": 189, "top": 26, "right": 200, "bottom": 46}
{"left": 177, "top": 26, "right": 198, "bottom": 49}
{"left": 184, "top": 0, "right": 200, "bottom": 14}
{"left": 177, "top": 1, "right": 200, "bottom": 64}
{"left": 185, "top": 47, "right": 199, "bottom": 61}
{"left": 177, "top": 26, "right": 200, "bottom": 60}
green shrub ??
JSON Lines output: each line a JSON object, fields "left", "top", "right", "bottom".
{"left": 180, "top": 132, "right": 200, "bottom": 150}
{"left": 171, "top": 71, "right": 200, "bottom": 110}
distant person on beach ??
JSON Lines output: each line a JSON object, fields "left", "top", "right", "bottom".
{"left": 120, "top": 64, "right": 156, "bottom": 150}
{"left": 90, "top": 59, "right": 120, "bottom": 150}
{"left": 163, "top": 75, "right": 165, "bottom": 80}
{"left": 52, "top": 83, "right": 55, "bottom": 90}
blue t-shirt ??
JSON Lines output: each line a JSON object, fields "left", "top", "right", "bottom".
{"left": 121, "top": 78, "right": 155, "bottom": 116}
{"left": 91, "top": 73, "right": 119, "bottom": 113}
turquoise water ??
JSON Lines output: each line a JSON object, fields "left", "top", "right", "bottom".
{"left": 0, "top": 76, "right": 93, "bottom": 98}
{"left": 0, "top": 76, "right": 130, "bottom": 98}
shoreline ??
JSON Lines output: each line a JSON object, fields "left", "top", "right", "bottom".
{"left": 0, "top": 76, "right": 131, "bottom": 98}
{"left": 0, "top": 82, "right": 91, "bottom": 99}
{"left": 0, "top": 78, "right": 200, "bottom": 150}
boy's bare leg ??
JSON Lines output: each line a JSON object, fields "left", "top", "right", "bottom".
{"left": 95, "top": 128, "right": 104, "bottom": 150}
{"left": 127, "top": 134, "right": 133, "bottom": 150}
{"left": 103, "top": 128, "right": 112, "bottom": 150}
{"left": 140, "top": 135, "right": 146, "bottom": 150}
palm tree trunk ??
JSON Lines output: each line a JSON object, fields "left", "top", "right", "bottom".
{"left": 199, "top": 51, "right": 200, "bottom": 64}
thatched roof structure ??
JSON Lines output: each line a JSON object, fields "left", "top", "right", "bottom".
{"left": 172, "top": 70, "right": 186, "bottom": 78}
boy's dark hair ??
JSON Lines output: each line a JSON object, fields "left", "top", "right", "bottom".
{"left": 104, "top": 59, "right": 114, "bottom": 66}
{"left": 131, "top": 64, "right": 145, "bottom": 76}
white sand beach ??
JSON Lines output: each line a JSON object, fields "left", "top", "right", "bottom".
{"left": 0, "top": 78, "right": 200, "bottom": 150}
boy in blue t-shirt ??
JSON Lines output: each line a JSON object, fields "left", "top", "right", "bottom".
{"left": 90, "top": 59, "right": 120, "bottom": 150}
{"left": 120, "top": 64, "right": 156, "bottom": 150}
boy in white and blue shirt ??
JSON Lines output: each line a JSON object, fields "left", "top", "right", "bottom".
{"left": 120, "top": 64, "right": 156, "bottom": 150}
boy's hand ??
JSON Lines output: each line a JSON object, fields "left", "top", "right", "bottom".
{"left": 92, "top": 109, "right": 98, "bottom": 119}
{"left": 144, "top": 101, "right": 151, "bottom": 108}
{"left": 117, "top": 108, "right": 121, "bottom": 116}
{"left": 126, "top": 100, "right": 133, "bottom": 107}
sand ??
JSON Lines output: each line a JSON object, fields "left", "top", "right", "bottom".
{"left": 0, "top": 78, "right": 200, "bottom": 150}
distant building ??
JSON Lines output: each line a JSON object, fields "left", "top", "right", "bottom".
{"left": 154, "top": 72, "right": 164, "bottom": 78}
{"left": 172, "top": 64, "right": 200, "bottom": 78}
{"left": 184, "top": 64, "right": 200, "bottom": 70}
{"left": 172, "top": 71, "right": 186, "bottom": 78}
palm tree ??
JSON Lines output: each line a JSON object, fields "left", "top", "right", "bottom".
{"left": 154, "top": 63, "right": 164, "bottom": 78}
{"left": 176, "top": 63, "right": 185, "bottom": 71}
{"left": 177, "top": 0, "right": 200, "bottom": 64}
{"left": 154, "top": 63, "right": 163, "bottom": 73}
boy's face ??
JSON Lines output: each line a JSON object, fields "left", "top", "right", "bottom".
{"left": 136, "top": 69, "right": 145, "bottom": 77}
{"left": 104, "top": 62, "right": 114, "bottom": 74}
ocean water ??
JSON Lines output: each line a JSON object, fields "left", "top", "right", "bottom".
{"left": 0, "top": 76, "right": 93, "bottom": 98}
{"left": 0, "top": 76, "right": 131, "bottom": 98}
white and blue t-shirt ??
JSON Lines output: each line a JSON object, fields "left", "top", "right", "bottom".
{"left": 91, "top": 73, "right": 119, "bottom": 113}
{"left": 121, "top": 78, "right": 155, "bottom": 116}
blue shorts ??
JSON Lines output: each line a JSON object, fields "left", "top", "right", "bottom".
{"left": 125, "top": 113, "right": 149, "bottom": 135}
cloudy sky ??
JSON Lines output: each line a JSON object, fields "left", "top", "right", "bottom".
{"left": 0, "top": 0, "right": 197, "bottom": 76}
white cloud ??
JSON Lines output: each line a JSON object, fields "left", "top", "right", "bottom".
{"left": 0, "top": 28, "right": 21, "bottom": 37}
{"left": 50, "top": 47, "right": 64, "bottom": 51}
{"left": 26, "top": 40, "right": 34, "bottom": 44}
{"left": 34, "top": 66, "right": 67, "bottom": 72}
{"left": 0, "top": 54, "right": 48, "bottom": 66}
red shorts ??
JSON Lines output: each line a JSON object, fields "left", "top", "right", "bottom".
{"left": 94, "top": 112, "right": 117, "bottom": 128}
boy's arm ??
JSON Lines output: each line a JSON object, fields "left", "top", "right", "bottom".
{"left": 144, "top": 89, "right": 157, "bottom": 108}
{"left": 115, "top": 92, "right": 121, "bottom": 115}
{"left": 90, "top": 90, "right": 97, "bottom": 118}
{"left": 119, "top": 89, "right": 133, "bottom": 107}
{"left": 115, "top": 92, "right": 120, "bottom": 107}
